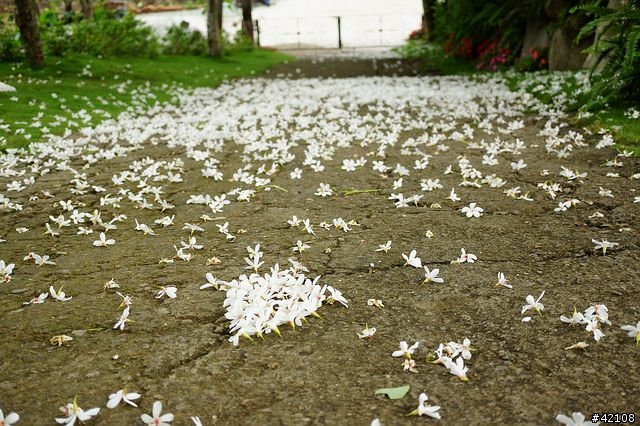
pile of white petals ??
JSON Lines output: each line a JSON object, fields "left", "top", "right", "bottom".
{"left": 209, "top": 264, "right": 347, "bottom": 346}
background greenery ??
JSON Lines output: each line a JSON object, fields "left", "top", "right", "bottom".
{"left": 0, "top": 50, "right": 290, "bottom": 149}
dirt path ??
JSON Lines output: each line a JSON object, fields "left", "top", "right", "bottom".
{"left": 0, "top": 55, "right": 639, "bottom": 425}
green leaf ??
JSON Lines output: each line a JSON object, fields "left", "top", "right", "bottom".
{"left": 374, "top": 385, "right": 410, "bottom": 400}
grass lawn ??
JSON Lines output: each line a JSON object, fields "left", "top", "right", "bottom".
{"left": 504, "top": 71, "right": 640, "bottom": 156}
{"left": 0, "top": 50, "right": 290, "bottom": 150}
{"left": 579, "top": 108, "right": 640, "bottom": 155}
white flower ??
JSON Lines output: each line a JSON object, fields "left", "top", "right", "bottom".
{"left": 25, "top": 252, "right": 56, "bottom": 266}
{"left": 106, "top": 388, "right": 141, "bottom": 408}
{"left": 367, "top": 298, "right": 384, "bottom": 308}
{"left": 461, "top": 202, "right": 483, "bottom": 218}
{"left": 555, "top": 412, "right": 594, "bottom": 425}
{"left": 289, "top": 168, "right": 302, "bottom": 179}
{"left": 24, "top": 292, "right": 48, "bottom": 305}
{"left": 560, "top": 307, "right": 585, "bottom": 325}
{"left": 93, "top": 232, "right": 115, "bottom": 247}
{"left": 55, "top": 398, "right": 100, "bottom": 425}
{"left": 598, "top": 187, "right": 613, "bottom": 198}
{"left": 0, "top": 259, "right": 15, "bottom": 282}
{"left": 403, "top": 358, "right": 418, "bottom": 373}
{"left": 459, "top": 338, "right": 473, "bottom": 360}
{"left": 113, "top": 306, "right": 131, "bottom": 331}
{"left": 302, "top": 219, "right": 315, "bottom": 235}
{"left": 455, "top": 248, "right": 477, "bottom": 263}
{"left": 402, "top": 250, "right": 422, "bottom": 268}
{"left": 104, "top": 279, "right": 120, "bottom": 290}
{"left": 621, "top": 321, "right": 640, "bottom": 345}
{"left": 156, "top": 286, "right": 177, "bottom": 299}
{"left": 154, "top": 215, "right": 175, "bottom": 227}
{"left": 584, "top": 304, "right": 611, "bottom": 325}
{"left": 504, "top": 187, "right": 521, "bottom": 198}
{"left": 357, "top": 324, "right": 377, "bottom": 339}
{"left": 522, "top": 291, "right": 545, "bottom": 315}
{"left": 422, "top": 266, "right": 443, "bottom": 284}
{"left": 292, "top": 240, "right": 310, "bottom": 253}
{"left": 444, "top": 356, "right": 469, "bottom": 381}
{"left": 0, "top": 409, "right": 19, "bottom": 426}
{"left": 287, "top": 216, "right": 301, "bottom": 227}
{"left": 183, "top": 223, "right": 205, "bottom": 234}
{"left": 200, "top": 273, "right": 227, "bottom": 290}
{"left": 116, "top": 292, "right": 133, "bottom": 309}
{"left": 392, "top": 341, "right": 419, "bottom": 359}
{"left": 141, "top": 401, "right": 173, "bottom": 426}
{"left": 511, "top": 159, "right": 527, "bottom": 171}
{"left": 585, "top": 318, "right": 604, "bottom": 341}
{"left": 50, "top": 285, "right": 72, "bottom": 302}
{"left": 407, "top": 393, "right": 441, "bottom": 419}
{"left": 326, "top": 285, "right": 348, "bottom": 307}
{"left": 134, "top": 219, "right": 155, "bottom": 235}
{"left": 447, "top": 188, "right": 461, "bottom": 202}
{"left": 314, "top": 183, "right": 333, "bottom": 197}
{"left": 375, "top": 240, "right": 392, "bottom": 253}
{"left": 495, "top": 272, "right": 511, "bottom": 289}
{"left": 591, "top": 239, "right": 619, "bottom": 255}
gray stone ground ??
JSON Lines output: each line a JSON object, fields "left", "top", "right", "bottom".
{"left": 0, "top": 54, "right": 639, "bottom": 425}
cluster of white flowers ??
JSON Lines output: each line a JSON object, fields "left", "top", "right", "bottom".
{"left": 0, "top": 259, "right": 15, "bottom": 283}
{"left": 560, "top": 304, "right": 611, "bottom": 341}
{"left": 428, "top": 338, "right": 473, "bottom": 382}
{"left": 206, "top": 261, "right": 347, "bottom": 346}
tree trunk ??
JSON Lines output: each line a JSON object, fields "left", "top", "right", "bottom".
{"left": 80, "top": 0, "right": 93, "bottom": 21}
{"left": 421, "top": 0, "right": 434, "bottom": 41}
{"left": 14, "top": 0, "right": 44, "bottom": 67}
{"left": 62, "top": 0, "right": 74, "bottom": 23}
{"left": 207, "top": 0, "right": 223, "bottom": 56}
{"left": 240, "top": 0, "right": 254, "bottom": 44}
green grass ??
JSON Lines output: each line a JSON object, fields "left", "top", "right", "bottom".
{"left": 392, "top": 40, "right": 474, "bottom": 75}
{"left": 0, "top": 50, "right": 291, "bottom": 150}
{"left": 504, "top": 70, "right": 640, "bottom": 155}
{"left": 579, "top": 108, "right": 640, "bottom": 156}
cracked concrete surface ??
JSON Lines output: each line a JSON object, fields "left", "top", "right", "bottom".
{"left": 0, "top": 56, "right": 639, "bottom": 425}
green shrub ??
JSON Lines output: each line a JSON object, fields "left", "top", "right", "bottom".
{"left": 432, "top": 0, "right": 538, "bottom": 51}
{"left": 162, "top": 23, "right": 207, "bottom": 56}
{"left": 393, "top": 39, "right": 436, "bottom": 59}
{"left": 574, "top": 0, "right": 640, "bottom": 109}
{"left": 223, "top": 30, "right": 254, "bottom": 54}
{"left": 40, "top": 8, "right": 160, "bottom": 58}
{"left": 0, "top": 16, "right": 23, "bottom": 61}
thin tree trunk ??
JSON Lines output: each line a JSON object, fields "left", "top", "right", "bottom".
{"left": 240, "top": 0, "right": 254, "bottom": 44}
{"left": 62, "top": 0, "right": 73, "bottom": 23}
{"left": 80, "top": 0, "right": 93, "bottom": 21}
{"left": 14, "top": 0, "right": 44, "bottom": 67}
{"left": 421, "top": 0, "right": 434, "bottom": 41}
{"left": 207, "top": 0, "right": 223, "bottom": 56}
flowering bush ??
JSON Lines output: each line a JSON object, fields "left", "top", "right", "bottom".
{"left": 474, "top": 39, "right": 511, "bottom": 72}
{"left": 408, "top": 27, "right": 425, "bottom": 41}
{"left": 443, "top": 33, "right": 473, "bottom": 59}
{"left": 516, "top": 47, "right": 549, "bottom": 72}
